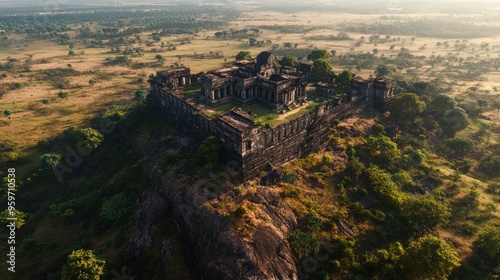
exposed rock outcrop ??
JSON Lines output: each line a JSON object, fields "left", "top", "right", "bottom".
{"left": 126, "top": 188, "right": 169, "bottom": 259}
{"left": 136, "top": 133, "right": 300, "bottom": 279}
{"left": 148, "top": 171, "right": 298, "bottom": 280}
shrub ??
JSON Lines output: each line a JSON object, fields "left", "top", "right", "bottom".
{"left": 289, "top": 231, "right": 319, "bottom": 258}
{"left": 39, "top": 154, "right": 61, "bottom": 171}
{"left": 233, "top": 187, "right": 243, "bottom": 195}
{"left": 206, "top": 180, "right": 218, "bottom": 192}
{"left": 281, "top": 186, "right": 302, "bottom": 198}
{"left": 78, "top": 128, "right": 104, "bottom": 150}
{"left": 198, "top": 136, "right": 221, "bottom": 167}
{"left": 234, "top": 206, "right": 246, "bottom": 217}
{"left": 480, "top": 155, "right": 500, "bottom": 178}
{"left": 42, "top": 98, "right": 50, "bottom": 104}
{"left": 100, "top": 193, "right": 132, "bottom": 221}
{"left": 282, "top": 172, "right": 298, "bottom": 184}
{"left": 134, "top": 89, "right": 148, "bottom": 102}
{"left": 442, "top": 137, "right": 476, "bottom": 158}
{"left": 58, "top": 91, "right": 69, "bottom": 98}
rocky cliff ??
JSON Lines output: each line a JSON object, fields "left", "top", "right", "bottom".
{"left": 135, "top": 133, "right": 299, "bottom": 280}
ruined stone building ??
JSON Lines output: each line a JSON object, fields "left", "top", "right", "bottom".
{"left": 199, "top": 52, "right": 307, "bottom": 109}
{"left": 154, "top": 67, "right": 193, "bottom": 90}
{"left": 148, "top": 51, "right": 395, "bottom": 179}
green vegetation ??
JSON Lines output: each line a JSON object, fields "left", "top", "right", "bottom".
{"left": 397, "top": 235, "right": 460, "bottom": 280}
{"left": 77, "top": 128, "right": 104, "bottom": 150}
{"left": 198, "top": 136, "right": 222, "bottom": 171}
{"left": 0, "top": 3, "right": 498, "bottom": 280}
{"left": 307, "top": 49, "right": 330, "bottom": 61}
{"left": 279, "top": 55, "right": 296, "bottom": 68}
{"left": 61, "top": 249, "right": 106, "bottom": 280}
{"left": 235, "top": 50, "right": 251, "bottom": 60}
{"left": 310, "top": 59, "right": 334, "bottom": 83}
{"left": 335, "top": 69, "right": 354, "bottom": 89}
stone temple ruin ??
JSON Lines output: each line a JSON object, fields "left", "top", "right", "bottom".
{"left": 199, "top": 52, "right": 307, "bottom": 110}
{"left": 148, "top": 51, "right": 395, "bottom": 179}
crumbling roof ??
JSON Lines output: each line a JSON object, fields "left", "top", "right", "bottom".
{"left": 255, "top": 51, "right": 278, "bottom": 71}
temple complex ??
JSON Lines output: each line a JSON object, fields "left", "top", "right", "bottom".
{"left": 148, "top": 51, "right": 395, "bottom": 179}
{"left": 199, "top": 52, "right": 307, "bottom": 110}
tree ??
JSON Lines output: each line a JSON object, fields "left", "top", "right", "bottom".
{"left": 62, "top": 249, "right": 106, "bottom": 280}
{"left": 473, "top": 226, "right": 500, "bottom": 266}
{"left": 431, "top": 94, "right": 457, "bottom": 116}
{"left": 335, "top": 69, "right": 354, "bottom": 89}
{"left": 0, "top": 209, "right": 26, "bottom": 229}
{"left": 307, "top": 49, "right": 330, "bottom": 61}
{"left": 389, "top": 93, "right": 425, "bottom": 127}
{"left": 88, "top": 79, "right": 96, "bottom": 86}
{"left": 365, "top": 165, "right": 403, "bottom": 208}
{"left": 310, "top": 59, "right": 334, "bottom": 83}
{"left": 235, "top": 51, "right": 251, "bottom": 60}
{"left": 155, "top": 54, "right": 164, "bottom": 62}
{"left": 100, "top": 193, "right": 132, "bottom": 221}
{"left": 248, "top": 37, "right": 257, "bottom": 46}
{"left": 439, "top": 107, "right": 469, "bottom": 136}
{"left": 479, "top": 155, "right": 500, "bottom": 177}
{"left": 198, "top": 136, "right": 221, "bottom": 170}
{"left": 134, "top": 89, "right": 148, "bottom": 102}
{"left": 402, "top": 196, "right": 450, "bottom": 236}
{"left": 3, "top": 109, "right": 12, "bottom": 117}
{"left": 375, "top": 64, "right": 391, "bottom": 77}
{"left": 39, "top": 154, "right": 61, "bottom": 171}
{"left": 442, "top": 137, "right": 476, "bottom": 158}
{"left": 279, "top": 55, "right": 295, "bottom": 68}
{"left": 397, "top": 235, "right": 460, "bottom": 280}
{"left": 365, "top": 135, "right": 401, "bottom": 169}
{"left": 78, "top": 128, "right": 104, "bottom": 150}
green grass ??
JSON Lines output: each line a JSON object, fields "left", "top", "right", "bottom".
{"left": 202, "top": 90, "right": 338, "bottom": 127}
{"left": 181, "top": 86, "right": 201, "bottom": 99}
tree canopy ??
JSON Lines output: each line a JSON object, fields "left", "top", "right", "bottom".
{"left": 310, "top": 59, "right": 334, "bottom": 83}
{"left": 402, "top": 196, "right": 451, "bottom": 236}
{"left": 473, "top": 226, "right": 500, "bottom": 265}
{"left": 39, "top": 153, "right": 62, "bottom": 171}
{"left": 397, "top": 235, "right": 460, "bottom": 280}
{"left": 389, "top": 93, "right": 426, "bottom": 127}
{"left": 279, "top": 55, "right": 295, "bottom": 68}
{"left": 62, "top": 249, "right": 106, "bottom": 280}
{"left": 198, "top": 136, "right": 222, "bottom": 170}
{"left": 78, "top": 128, "right": 104, "bottom": 150}
{"left": 335, "top": 69, "right": 354, "bottom": 89}
{"left": 307, "top": 48, "right": 330, "bottom": 61}
{"left": 235, "top": 51, "right": 251, "bottom": 60}
{"left": 365, "top": 135, "right": 401, "bottom": 169}
{"left": 439, "top": 107, "right": 469, "bottom": 136}
{"left": 375, "top": 64, "right": 391, "bottom": 77}
{"left": 431, "top": 94, "right": 457, "bottom": 116}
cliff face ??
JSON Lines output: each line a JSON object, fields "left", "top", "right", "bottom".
{"left": 138, "top": 134, "right": 299, "bottom": 280}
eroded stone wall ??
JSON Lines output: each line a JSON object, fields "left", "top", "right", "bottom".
{"left": 241, "top": 99, "right": 377, "bottom": 179}
{"left": 148, "top": 86, "right": 387, "bottom": 180}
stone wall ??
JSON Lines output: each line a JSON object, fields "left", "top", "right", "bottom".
{"left": 241, "top": 99, "right": 377, "bottom": 179}
{"left": 148, "top": 86, "right": 388, "bottom": 180}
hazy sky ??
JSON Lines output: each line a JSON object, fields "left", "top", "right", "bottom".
{"left": 0, "top": 0, "right": 498, "bottom": 10}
